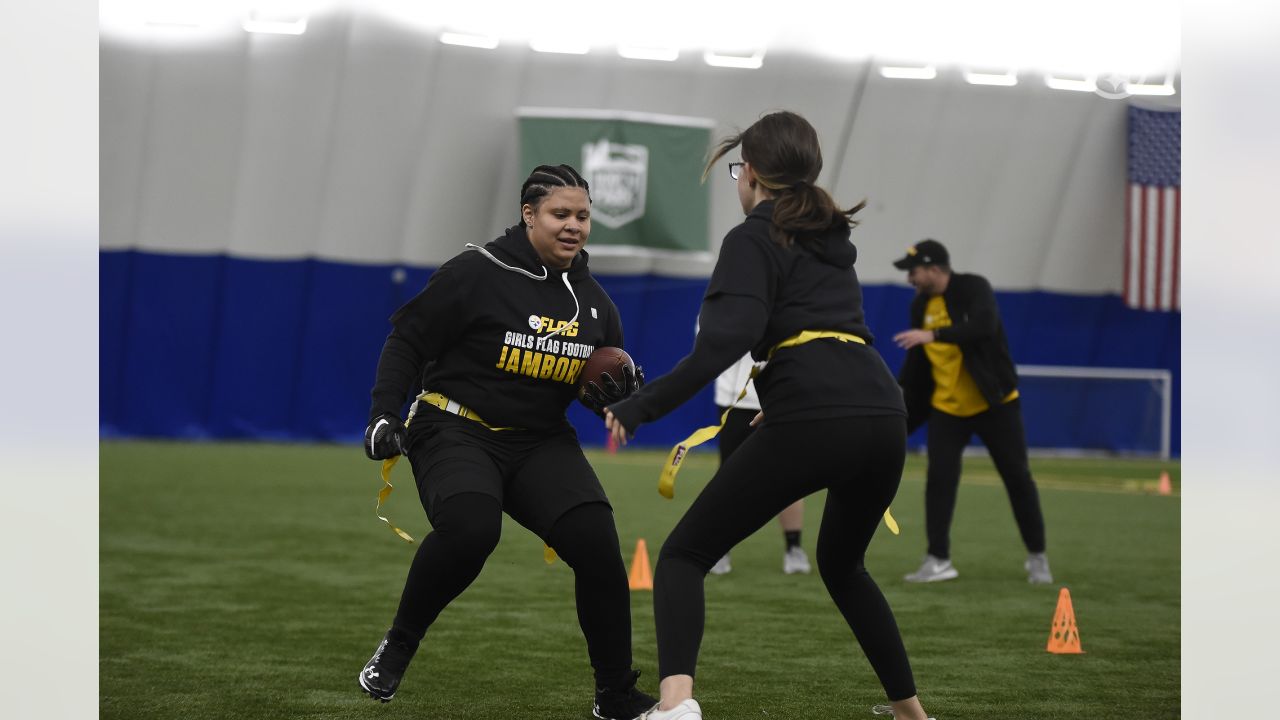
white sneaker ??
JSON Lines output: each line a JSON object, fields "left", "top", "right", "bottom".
{"left": 903, "top": 554, "right": 958, "bottom": 583}
{"left": 644, "top": 699, "right": 702, "bottom": 719}
{"left": 783, "top": 546, "right": 812, "bottom": 574}
{"left": 1025, "top": 552, "right": 1053, "bottom": 584}
{"left": 708, "top": 555, "right": 732, "bottom": 575}
{"left": 871, "top": 704, "right": 935, "bottom": 719}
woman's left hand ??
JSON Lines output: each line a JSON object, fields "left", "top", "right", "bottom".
{"left": 604, "top": 408, "right": 631, "bottom": 447}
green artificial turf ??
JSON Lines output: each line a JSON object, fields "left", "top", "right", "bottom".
{"left": 101, "top": 441, "right": 1179, "bottom": 719}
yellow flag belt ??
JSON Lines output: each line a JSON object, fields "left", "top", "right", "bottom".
{"left": 373, "top": 392, "right": 563, "bottom": 561}
{"left": 657, "top": 330, "right": 900, "bottom": 536}
{"left": 375, "top": 391, "right": 514, "bottom": 543}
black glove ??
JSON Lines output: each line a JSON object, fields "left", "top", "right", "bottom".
{"left": 364, "top": 412, "right": 406, "bottom": 460}
{"left": 582, "top": 364, "right": 644, "bottom": 418}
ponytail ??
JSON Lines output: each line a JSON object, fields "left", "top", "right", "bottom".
{"left": 701, "top": 111, "right": 864, "bottom": 247}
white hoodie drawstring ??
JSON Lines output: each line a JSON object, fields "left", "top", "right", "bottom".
{"left": 542, "top": 272, "right": 581, "bottom": 348}
{"left": 464, "top": 242, "right": 581, "bottom": 350}
{"left": 465, "top": 243, "right": 548, "bottom": 280}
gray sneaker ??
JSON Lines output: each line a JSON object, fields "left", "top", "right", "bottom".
{"left": 783, "top": 546, "right": 812, "bottom": 575}
{"left": 1025, "top": 552, "right": 1053, "bottom": 584}
{"left": 904, "top": 554, "right": 958, "bottom": 583}
{"left": 709, "top": 554, "right": 732, "bottom": 575}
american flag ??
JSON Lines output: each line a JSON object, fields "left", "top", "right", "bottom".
{"left": 1125, "top": 106, "right": 1181, "bottom": 311}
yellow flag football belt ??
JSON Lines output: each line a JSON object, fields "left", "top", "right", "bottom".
{"left": 372, "top": 392, "right": 564, "bottom": 561}
{"left": 419, "top": 392, "right": 516, "bottom": 431}
{"left": 657, "top": 330, "right": 900, "bottom": 536}
{"left": 374, "top": 391, "right": 517, "bottom": 544}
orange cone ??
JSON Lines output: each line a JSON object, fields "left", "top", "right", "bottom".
{"left": 1157, "top": 471, "right": 1172, "bottom": 496}
{"left": 1046, "top": 587, "right": 1085, "bottom": 654}
{"left": 628, "top": 538, "right": 653, "bottom": 591}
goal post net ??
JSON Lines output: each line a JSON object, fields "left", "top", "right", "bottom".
{"left": 1015, "top": 364, "right": 1173, "bottom": 459}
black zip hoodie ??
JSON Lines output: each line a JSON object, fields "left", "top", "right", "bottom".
{"left": 897, "top": 272, "right": 1019, "bottom": 432}
{"left": 608, "top": 200, "right": 905, "bottom": 432}
{"left": 369, "top": 224, "right": 623, "bottom": 431}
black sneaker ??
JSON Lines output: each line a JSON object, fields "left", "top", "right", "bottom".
{"left": 357, "top": 631, "right": 417, "bottom": 703}
{"left": 593, "top": 670, "right": 659, "bottom": 720}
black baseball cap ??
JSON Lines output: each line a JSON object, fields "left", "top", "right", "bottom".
{"left": 892, "top": 239, "right": 950, "bottom": 270}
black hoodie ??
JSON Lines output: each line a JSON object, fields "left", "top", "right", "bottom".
{"left": 369, "top": 224, "right": 623, "bottom": 432}
{"left": 608, "top": 200, "right": 905, "bottom": 431}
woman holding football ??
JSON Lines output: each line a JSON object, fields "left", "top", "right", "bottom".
{"left": 358, "top": 164, "right": 655, "bottom": 719}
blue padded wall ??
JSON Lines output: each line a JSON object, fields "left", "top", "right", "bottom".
{"left": 101, "top": 252, "right": 1180, "bottom": 455}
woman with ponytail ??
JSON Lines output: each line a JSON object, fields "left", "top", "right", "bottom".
{"left": 605, "top": 112, "right": 933, "bottom": 720}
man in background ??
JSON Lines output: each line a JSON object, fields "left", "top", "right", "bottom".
{"left": 891, "top": 239, "right": 1051, "bottom": 584}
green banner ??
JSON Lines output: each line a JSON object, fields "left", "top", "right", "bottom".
{"left": 518, "top": 109, "right": 713, "bottom": 252}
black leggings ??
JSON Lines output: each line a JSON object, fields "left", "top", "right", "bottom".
{"left": 716, "top": 406, "right": 757, "bottom": 461}
{"left": 654, "top": 415, "right": 917, "bottom": 701}
{"left": 925, "top": 399, "right": 1046, "bottom": 559}
{"left": 391, "top": 495, "right": 633, "bottom": 685}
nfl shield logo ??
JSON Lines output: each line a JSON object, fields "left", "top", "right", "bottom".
{"left": 581, "top": 139, "right": 648, "bottom": 229}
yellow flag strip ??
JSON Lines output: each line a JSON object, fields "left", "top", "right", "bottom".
{"left": 373, "top": 391, "right": 563, "bottom": 559}
{"left": 378, "top": 455, "right": 415, "bottom": 543}
{"left": 656, "top": 330, "right": 899, "bottom": 535}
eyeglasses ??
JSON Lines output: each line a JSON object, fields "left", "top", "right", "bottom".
{"left": 728, "top": 162, "right": 745, "bottom": 180}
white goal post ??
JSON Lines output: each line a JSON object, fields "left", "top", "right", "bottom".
{"left": 1016, "top": 364, "right": 1174, "bottom": 460}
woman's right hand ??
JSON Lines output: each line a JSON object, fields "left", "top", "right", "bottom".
{"left": 364, "top": 413, "right": 406, "bottom": 460}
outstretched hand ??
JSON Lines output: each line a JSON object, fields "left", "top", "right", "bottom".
{"left": 604, "top": 409, "right": 631, "bottom": 448}
{"left": 893, "top": 329, "right": 935, "bottom": 349}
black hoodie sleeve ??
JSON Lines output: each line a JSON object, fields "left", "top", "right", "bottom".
{"left": 368, "top": 260, "right": 471, "bottom": 420}
{"left": 897, "top": 293, "right": 935, "bottom": 431}
{"left": 897, "top": 346, "right": 934, "bottom": 433}
{"left": 606, "top": 293, "right": 768, "bottom": 433}
{"left": 933, "top": 274, "right": 1000, "bottom": 344}
{"left": 369, "top": 332, "right": 424, "bottom": 420}
{"left": 606, "top": 229, "right": 779, "bottom": 432}
{"left": 704, "top": 228, "right": 777, "bottom": 304}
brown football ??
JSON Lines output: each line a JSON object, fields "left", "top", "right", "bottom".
{"left": 577, "top": 346, "right": 636, "bottom": 404}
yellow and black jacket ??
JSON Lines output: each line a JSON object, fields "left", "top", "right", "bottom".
{"left": 897, "top": 272, "right": 1019, "bottom": 432}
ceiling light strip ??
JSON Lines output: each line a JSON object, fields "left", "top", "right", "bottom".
{"left": 440, "top": 31, "right": 499, "bottom": 49}
{"left": 880, "top": 65, "right": 937, "bottom": 80}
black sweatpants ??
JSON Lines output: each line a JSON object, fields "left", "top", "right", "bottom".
{"left": 924, "top": 398, "right": 1047, "bottom": 559}
{"left": 388, "top": 410, "right": 634, "bottom": 686}
{"left": 654, "top": 415, "right": 918, "bottom": 701}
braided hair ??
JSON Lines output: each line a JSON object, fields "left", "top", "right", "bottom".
{"left": 519, "top": 164, "right": 591, "bottom": 224}
{"left": 702, "top": 111, "right": 865, "bottom": 248}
